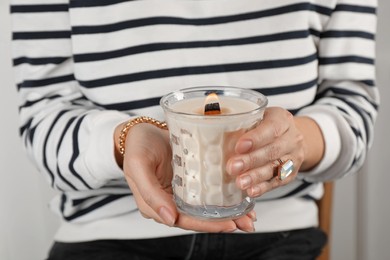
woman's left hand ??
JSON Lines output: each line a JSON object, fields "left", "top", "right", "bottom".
{"left": 226, "top": 107, "right": 306, "bottom": 198}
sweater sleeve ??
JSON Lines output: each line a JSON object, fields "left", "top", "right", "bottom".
{"left": 298, "top": 0, "right": 379, "bottom": 182}
{"left": 11, "top": 0, "right": 129, "bottom": 191}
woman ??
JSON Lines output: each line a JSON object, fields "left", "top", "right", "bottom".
{"left": 11, "top": 0, "right": 379, "bottom": 259}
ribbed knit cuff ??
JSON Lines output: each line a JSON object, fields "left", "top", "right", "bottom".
{"left": 296, "top": 110, "right": 341, "bottom": 177}
{"left": 84, "top": 111, "right": 130, "bottom": 184}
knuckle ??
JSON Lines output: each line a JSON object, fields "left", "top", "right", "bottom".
{"left": 143, "top": 193, "right": 153, "bottom": 207}
{"left": 284, "top": 110, "right": 294, "bottom": 121}
{"left": 296, "top": 132, "right": 304, "bottom": 144}
{"left": 249, "top": 169, "right": 263, "bottom": 184}
{"left": 272, "top": 123, "right": 282, "bottom": 139}
{"left": 266, "top": 143, "right": 281, "bottom": 162}
{"left": 246, "top": 152, "right": 258, "bottom": 169}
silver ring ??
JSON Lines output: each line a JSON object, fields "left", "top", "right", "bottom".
{"left": 277, "top": 159, "right": 294, "bottom": 180}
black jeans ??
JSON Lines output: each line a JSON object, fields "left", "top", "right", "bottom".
{"left": 47, "top": 227, "right": 326, "bottom": 260}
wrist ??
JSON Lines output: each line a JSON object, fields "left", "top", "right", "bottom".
{"left": 114, "top": 121, "right": 127, "bottom": 168}
{"left": 294, "top": 116, "right": 325, "bottom": 171}
{"left": 114, "top": 116, "right": 168, "bottom": 168}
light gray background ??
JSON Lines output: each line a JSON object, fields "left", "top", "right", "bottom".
{"left": 0, "top": 1, "right": 389, "bottom": 259}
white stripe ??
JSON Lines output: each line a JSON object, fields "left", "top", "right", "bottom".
{"left": 74, "top": 38, "right": 316, "bottom": 81}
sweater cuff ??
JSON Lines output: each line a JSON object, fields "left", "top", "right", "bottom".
{"left": 296, "top": 110, "right": 341, "bottom": 178}
{"left": 84, "top": 111, "right": 130, "bottom": 184}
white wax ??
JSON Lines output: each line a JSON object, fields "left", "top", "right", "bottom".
{"left": 170, "top": 96, "right": 259, "bottom": 115}
{"left": 166, "top": 96, "right": 263, "bottom": 207}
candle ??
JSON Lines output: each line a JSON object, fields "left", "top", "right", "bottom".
{"left": 160, "top": 87, "right": 267, "bottom": 220}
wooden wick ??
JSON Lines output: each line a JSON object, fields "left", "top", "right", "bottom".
{"left": 204, "top": 93, "right": 221, "bottom": 115}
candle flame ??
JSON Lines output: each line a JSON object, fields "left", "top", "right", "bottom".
{"left": 204, "top": 92, "right": 221, "bottom": 115}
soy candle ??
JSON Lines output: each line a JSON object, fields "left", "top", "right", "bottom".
{"left": 160, "top": 87, "right": 267, "bottom": 219}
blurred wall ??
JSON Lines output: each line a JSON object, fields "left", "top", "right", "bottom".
{"left": 0, "top": 3, "right": 59, "bottom": 260}
{"left": 0, "top": 1, "right": 389, "bottom": 259}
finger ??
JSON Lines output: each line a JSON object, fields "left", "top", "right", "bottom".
{"left": 233, "top": 214, "right": 255, "bottom": 232}
{"left": 236, "top": 163, "right": 276, "bottom": 190}
{"left": 175, "top": 214, "right": 237, "bottom": 233}
{"left": 124, "top": 155, "right": 178, "bottom": 227}
{"left": 227, "top": 134, "right": 295, "bottom": 175}
{"left": 247, "top": 178, "right": 277, "bottom": 197}
{"left": 126, "top": 177, "right": 165, "bottom": 223}
{"left": 246, "top": 157, "right": 299, "bottom": 197}
{"left": 235, "top": 107, "right": 293, "bottom": 154}
{"left": 247, "top": 210, "right": 257, "bottom": 222}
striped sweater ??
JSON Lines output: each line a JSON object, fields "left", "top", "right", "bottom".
{"left": 11, "top": 0, "right": 378, "bottom": 232}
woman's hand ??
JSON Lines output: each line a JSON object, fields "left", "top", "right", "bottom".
{"left": 226, "top": 107, "right": 325, "bottom": 198}
{"left": 115, "top": 122, "right": 256, "bottom": 233}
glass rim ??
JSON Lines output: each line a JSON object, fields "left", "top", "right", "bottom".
{"left": 160, "top": 86, "right": 268, "bottom": 118}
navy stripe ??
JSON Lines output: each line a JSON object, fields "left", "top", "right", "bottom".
{"left": 319, "top": 56, "right": 374, "bottom": 65}
{"left": 336, "top": 97, "right": 371, "bottom": 141}
{"left": 350, "top": 125, "right": 362, "bottom": 139}
{"left": 320, "top": 30, "right": 375, "bottom": 40}
{"left": 79, "top": 53, "right": 318, "bottom": 88}
{"left": 322, "top": 102, "right": 364, "bottom": 139}
{"left": 309, "top": 4, "right": 332, "bottom": 16}
{"left": 19, "top": 95, "right": 62, "bottom": 110}
{"left": 69, "top": 1, "right": 375, "bottom": 14}
{"left": 254, "top": 78, "right": 318, "bottom": 96}
{"left": 332, "top": 104, "right": 349, "bottom": 116}
{"left": 335, "top": 4, "right": 376, "bottom": 14}
{"left": 28, "top": 125, "right": 37, "bottom": 145}
{"left": 96, "top": 96, "right": 161, "bottom": 111}
{"left": 72, "top": 193, "right": 131, "bottom": 206}
{"left": 68, "top": 115, "right": 92, "bottom": 189}
{"left": 70, "top": 0, "right": 132, "bottom": 8}
{"left": 72, "top": 196, "right": 99, "bottom": 206}
{"left": 56, "top": 116, "right": 78, "bottom": 190}
{"left": 19, "top": 118, "right": 33, "bottom": 137}
{"left": 317, "top": 86, "right": 378, "bottom": 110}
{"left": 348, "top": 156, "right": 360, "bottom": 172}
{"left": 71, "top": 3, "right": 331, "bottom": 35}
{"left": 75, "top": 30, "right": 310, "bottom": 63}
{"left": 10, "top": 4, "right": 68, "bottom": 13}
{"left": 325, "top": 100, "right": 365, "bottom": 141}
{"left": 281, "top": 181, "right": 313, "bottom": 198}
{"left": 20, "top": 117, "right": 44, "bottom": 145}
{"left": 14, "top": 57, "right": 68, "bottom": 66}
{"left": 361, "top": 80, "right": 375, "bottom": 87}
{"left": 309, "top": 28, "right": 321, "bottom": 38}
{"left": 301, "top": 194, "right": 316, "bottom": 200}
{"left": 17, "top": 74, "right": 75, "bottom": 89}
{"left": 289, "top": 109, "right": 299, "bottom": 115}
{"left": 13, "top": 31, "right": 70, "bottom": 40}
{"left": 97, "top": 78, "right": 317, "bottom": 111}
{"left": 56, "top": 116, "right": 77, "bottom": 157}
{"left": 64, "top": 194, "right": 130, "bottom": 221}
{"left": 60, "top": 193, "right": 67, "bottom": 215}
{"left": 42, "top": 110, "right": 69, "bottom": 188}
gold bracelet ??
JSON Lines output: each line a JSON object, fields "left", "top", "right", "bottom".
{"left": 118, "top": 116, "right": 168, "bottom": 157}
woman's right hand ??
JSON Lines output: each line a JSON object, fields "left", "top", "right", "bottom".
{"left": 115, "top": 122, "right": 256, "bottom": 233}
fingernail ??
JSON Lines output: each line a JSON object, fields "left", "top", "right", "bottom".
{"left": 230, "top": 160, "right": 244, "bottom": 175}
{"left": 236, "top": 140, "right": 253, "bottom": 154}
{"left": 239, "top": 175, "right": 252, "bottom": 189}
{"left": 248, "top": 210, "right": 257, "bottom": 222}
{"left": 250, "top": 185, "right": 261, "bottom": 197}
{"left": 247, "top": 221, "right": 255, "bottom": 233}
{"left": 158, "top": 207, "right": 175, "bottom": 227}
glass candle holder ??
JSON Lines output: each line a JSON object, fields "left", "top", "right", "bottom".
{"left": 160, "top": 87, "right": 268, "bottom": 220}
